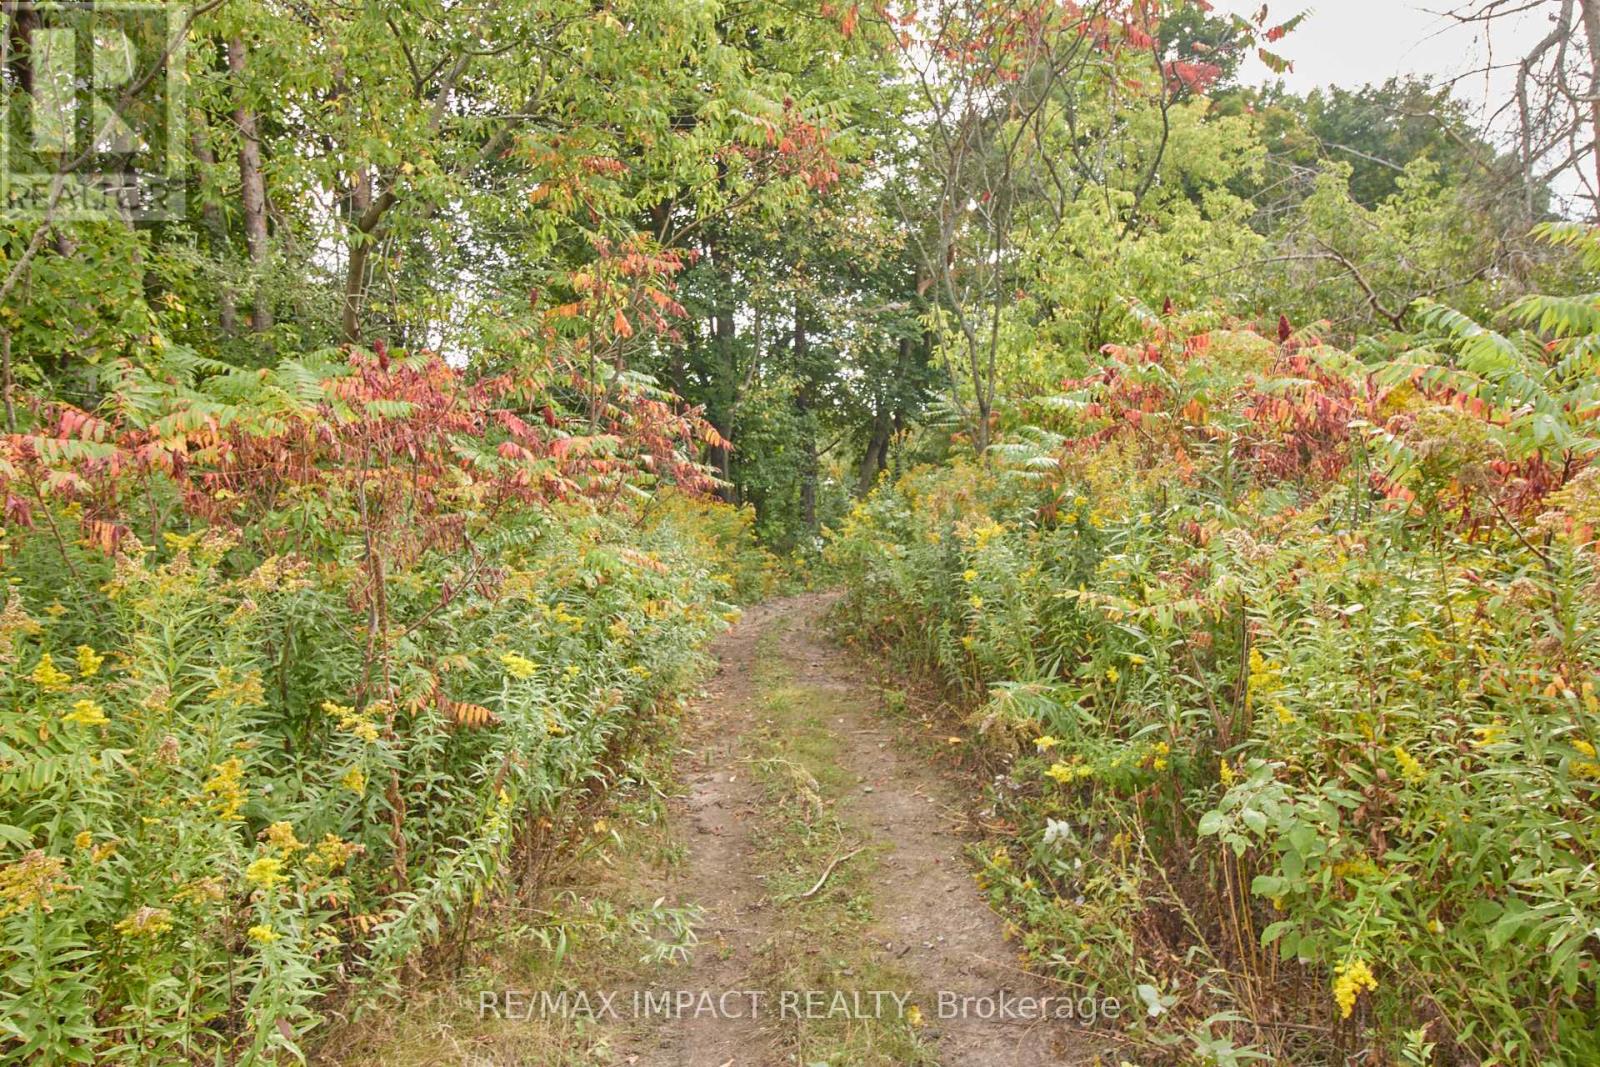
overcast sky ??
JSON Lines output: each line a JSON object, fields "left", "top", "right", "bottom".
{"left": 1228, "top": 1, "right": 1549, "bottom": 117}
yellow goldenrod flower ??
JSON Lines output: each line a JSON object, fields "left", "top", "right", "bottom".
{"left": 1332, "top": 957, "right": 1378, "bottom": 1019}
{"left": 321, "top": 700, "right": 355, "bottom": 719}
{"left": 1045, "top": 762, "right": 1075, "bottom": 784}
{"left": 0, "top": 851, "right": 78, "bottom": 919}
{"left": 203, "top": 758, "right": 247, "bottom": 822}
{"left": 171, "top": 877, "right": 225, "bottom": 904}
{"left": 74, "top": 830, "right": 92, "bottom": 850}
{"left": 1105, "top": 666, "right": 1119, "bottom": 684}
{"left": 1392, "top": 745, "right": 1426, "bottom": 784}
{"left": 264, "top": 822, "right": 303, "bottom": 855}
{"left": 1573, "top": 738, "right": 1600, "bottom": 779}
{"left": 1472, "top": 723, "right": 1506, "bottom": 747}
{"left": 163, "top": 531, "right": 203, "bottom": 553}
{"left": 500, "top": 652, "right": 538, "bottom": 680}
{"left": 63, "top": 699, "right": 108, "bottom": 727}
{"left": 75, "top": 645, "right": 104, "bottom": 678}
{"left": 322, "top": 700, "right": 379, "bottom": 743}
{"left": 1034, "top": 736, "right": 1059, "bottom": 751}
{"left": 247, "top": 924, "right": 280, "bottom": 945}
{"left": 244, "top": 856, "right": 286, "bottom": 888}
{"left": 114, "top": 906, "right": 173, "bottom": 939}
{"left": 1219, "top": 759, "right": 1235, "bottom": 787}
{"left": 209, "top": 669, "right": 267, "bottom": 708}
{"left": 1246, "top": 649, "right": 1281, "bottom": 708}
{"left": 962, "top": 569, "right": 978, "bottom": 583}
{"left": 119, "top": 906, "right": 175, "bottom": 939}
{"left": 29, "top": 652, "right": 71, "bottom": 691}
{"left": 340, "top": 767, "right": 367, "bottom": 795}
{"left": 305, "top": 834, "right": 362, "bottom": 874}
{"left": 973, "top": 520, "right": 1005, "bottom": 548}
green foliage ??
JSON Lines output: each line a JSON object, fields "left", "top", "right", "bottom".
{"left": 828, "top": 297, "right": 1600, "bottom": 1062}
{"left": 1380, "top": 226, "right": 1600, "bottom": 467}
{"left": 9, "top": 0, "right": 1600, "bottom": 1060}
{"left": 0, "top": 487, "right": 750, "bottom": 1062}
{"left": 0, "top": 495, "right": 755, "bottom": 1061}
{"left": 1247, "top": 77, "right": 1526, "bottom": 209}
{"left": 0, "top": 317, "right": 761, "bottom": 1062}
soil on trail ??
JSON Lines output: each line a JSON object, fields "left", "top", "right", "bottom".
{"left": 312, "top": 593, "right": 1113, "bottom": 1067}
{"left": 627, "top": 593, "right": 1103, "bottom": 1067}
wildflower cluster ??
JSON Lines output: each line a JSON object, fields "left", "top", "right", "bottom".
{"left": 0, "top": 851, "right": 78, "bottom": 919}
{"left": 322, "top": 700, "right": 380, "bottom": 743}
{"left": 202, "top": 758, "right": 248, "bottom": 822}
{"left": 1332, "top": 957, "right": 1379, "bottom": 1019}
{"left": 828, "top": 320, "right": 1600, "bottom": 1063}
{"left": 0, "top": 446, "right": 748, "bottom": 1063}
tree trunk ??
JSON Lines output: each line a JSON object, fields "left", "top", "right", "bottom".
{"left": 1581, "top": 1, "right": 1600, "bottom": 217}
{"left": 2, "top": 328, "right": 14, "bottom": 433}
{"left": 4, "top": 4, "right": 37, "bottom": 97}
{"left": 190, "top": 122, "right": 237, "bottom": 334}
{"left": 228, "top": 37, "right": 271, "bottom": 332}
{"left": 794, "top": 298, "right": 818, "bottom": 532}
{"left": 337, "top": 183, "right": 396, "bottom": 342}
{"left": 341, "top": 170, "right": 389, "bottom": 344}
{"left": 856, "top": 407, "right": 892, "bottom": 498}
{"left": 703, "top": 236, "right": 738, "bottom": 500}
{"left": 711, "top": 302, "right": 737, "bottom": 500}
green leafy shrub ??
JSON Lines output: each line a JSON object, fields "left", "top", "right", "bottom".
{"left": 0, "top": 348, "right": 750, "bottom": 1063}
{"left": 829, "top": 289, "right": 1600, "bottom": 1063}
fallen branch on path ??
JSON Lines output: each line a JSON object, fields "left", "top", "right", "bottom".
{"left": 796, "top": 847, "right": 865, "bottom": 900}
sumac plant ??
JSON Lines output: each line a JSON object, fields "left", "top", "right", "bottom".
{"left": 0, "top": 336, "right": 759, "bottom": 1063}
{"left": 829, "top": 262, "right": 1600, "bottom": 1063}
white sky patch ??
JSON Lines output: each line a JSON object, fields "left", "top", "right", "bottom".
{"left": 1228, "top": 1, "right": 1547, "bottom": 113}
{"left": 1221, "top": 1, "right": 1584, "bottom": 204}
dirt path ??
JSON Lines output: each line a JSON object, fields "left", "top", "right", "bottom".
{"left": 315, "top": 593, "right": 1111, "bottom": 1067}
{"left": 632, "top": 596, "right": 783, "bottom": 1066}
{"left": 626, "top": 593, "right": 1103, "bottom": 1067}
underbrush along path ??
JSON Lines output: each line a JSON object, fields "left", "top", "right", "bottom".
{"left": 629, "top": 593, "right": 1106, "bottom": 1066}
